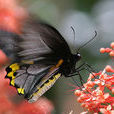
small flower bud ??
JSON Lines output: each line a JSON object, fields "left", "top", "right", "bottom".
{"left": 100, "top": 48, "right": 105, "bottom": 53}
{"left": 105, "top": 65, "right": 114, "bottom": 73}
{"left": 109, "top": 50, "right": 114, "bottom": 56}
{"left": 75, "top": 90, "right": 82, "bottom": 96}
{"left": 105, "top": 48, "right": 112, "bottom": 53}
{"left": 110, "top": 42, "right": 114, "bottom": 49}
{"left": 77, "top": 97, "right": 84, "bottom": 103}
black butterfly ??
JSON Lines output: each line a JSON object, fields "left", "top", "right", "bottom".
{"left": 0, "top": 19, "right": 82, "bottom": 103}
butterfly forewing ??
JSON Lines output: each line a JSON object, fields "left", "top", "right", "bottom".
{"left": 0, "top": 30, "right": 20, "bottom": 61}
{"left": 18, "top": 19, "right": 71, "bottom": 62}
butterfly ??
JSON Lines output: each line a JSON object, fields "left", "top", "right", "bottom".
{"left": 0, "top": 19, "right": 82, "bottom": 103}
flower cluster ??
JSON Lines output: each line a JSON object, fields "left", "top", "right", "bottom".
{"left": 75, "top": 42, "right": 114, "bottom": 114}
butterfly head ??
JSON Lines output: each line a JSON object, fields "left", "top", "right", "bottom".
{"left": 72, "top": 53, "right": 81, "bottom": 63}
{"left": 70, "top": 53, "right": 81, "bottom": 73}
{"left": 61, "top": 52, "right": 81, "bottom": 76}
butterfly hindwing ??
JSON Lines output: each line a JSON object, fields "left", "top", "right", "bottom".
{"left": 5, "top": 58, "right": 63, "bottom": 102}
{"left": 5, "top": 62, "right": 60, "bottom": 98}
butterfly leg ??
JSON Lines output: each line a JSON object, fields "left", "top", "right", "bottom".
{"left": 67, "top": 63, "right": 87, "bottom": 77}
{"left": 68, "top": 62, "right": 96, "bottom": 87}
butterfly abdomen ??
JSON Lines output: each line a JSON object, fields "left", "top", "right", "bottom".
{"left": 28, "top": 73, "right": 61, "bottom": 103}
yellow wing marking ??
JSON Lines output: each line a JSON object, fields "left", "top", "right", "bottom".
{"left": 55, "top": 59, "right": 63, "bottom": 68}
{"left": 31, "top": 73, "right": 61, "bottom": 99}
{"left": 10, "top": 63, "right": 20, "bottom": 71}
{"left": 11, "top": 80, "right": 15, "bottom": 86}
{"left": 45, "top": 73, "right": 61, "bottom": 87}
{"left": 7, "top": 63, "right": 20, "bottom": 86}
{"left": 7, "top": 71, "right": 15, "bottom": 86}
{"left": 7, "top": 72, "right": 14, "bottom": 77}
{"left": 17, "top": 88, "right": 24, "bottom": 94}
{"left": 21, "top": 60, "right": 34, "bottom": 64}
{"left": 50, "top": 59, "right": 63, "bottom": 71}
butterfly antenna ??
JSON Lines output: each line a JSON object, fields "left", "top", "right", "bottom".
{"left": 71, "top": 26, "right": 76, "bottom": 41}
{"left": 77, "top": 31, "right": 97, "bottom": 52}
{"left": 71, "top": 26, "right": 76, "bottom": 52}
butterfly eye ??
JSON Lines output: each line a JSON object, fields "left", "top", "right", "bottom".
{"left": 77, "top": 53, "right": 81, "bottom": 56}
{"left": 73, "top": 53, "right": 81, "bottom": 62}
{"left": 77, "top": 53, "right": 81, "bottom": 57}
{"left": 77, "top": 53, "right": 81, "bottom": 60}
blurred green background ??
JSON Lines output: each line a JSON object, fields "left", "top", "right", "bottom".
{"left": 21, "top": 0, "right": 114, "bottom": 113}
